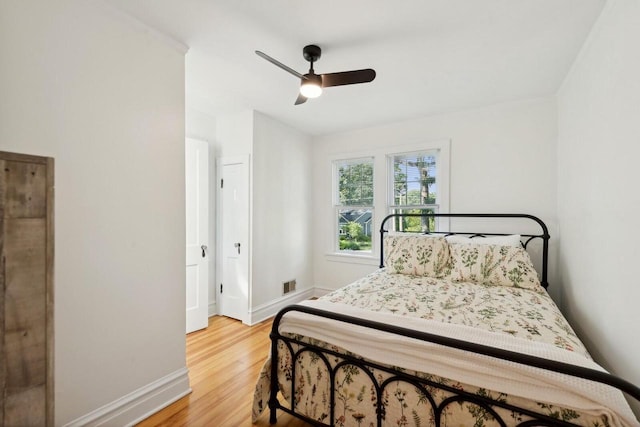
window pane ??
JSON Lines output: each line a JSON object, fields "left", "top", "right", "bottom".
{"left": 337, "top": 160, "right": 373, "bottom": 206}
{"left": 390, "top": 208, "right": 436, "bottom": 233}
{"left": 338, "top": 208, "right": 373, "bottom": 252}
{"left": 392, "top": 153, "right": 436, "bottom": 206}
{"left": 392, "top": 182, "right": 404, "bottom": 205}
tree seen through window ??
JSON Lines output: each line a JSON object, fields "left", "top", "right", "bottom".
{"left": 391, "top": 153, "right": 438, "bottom": 232}
{"left": 336, "top": 160, "right": 373, "bottom": 252}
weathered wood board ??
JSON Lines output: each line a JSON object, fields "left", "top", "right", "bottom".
{"left": 1, "top": 152, "right": 54, "bottom": 426}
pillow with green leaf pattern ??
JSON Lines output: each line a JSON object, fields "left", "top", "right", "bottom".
{"left": 448, "top": 243, "right": 542, "bottom": 292}
{"left": 384, "top": 233, "right": 450, "bottom": 278}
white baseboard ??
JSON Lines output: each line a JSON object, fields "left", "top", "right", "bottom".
{"left": 249, "top": 288, "right": 314, "bottom": 325}
{"left": 64, "top": 368, "right": 191, "bottom": 427}
{"left": 208, "top": 301, "right": 217, "bottom": 317}
{"left": 313, "top": 287, "right": 334, "bottom": 298}
{"left": 64, "top": 286, "right": 327, "bottom": 426}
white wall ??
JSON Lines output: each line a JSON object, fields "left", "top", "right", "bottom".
{"left": 312, "top": 98, "right": 559, "bottom": 298}
{"left": 195, "top": 105, "right": 312, "bottom": 321}
{"left": 0, "top": 1, "right": 188, "bottom": 424}
{"left": 216, "top": 110, "right": 255, "bottom": 158}
{"left": 557, "top": 0, "right": 640, "bottom": 414}
{"left": 187, "top": 107, "right": 217, "bottom": 143}
{"left": 252, "top": 112, "right": 313, "bottom": 309}
{"left": 215, "top": 111, "right": 313, "bottom": 321}
{"left": 214, "top": 110, "right": 253, "bottom": 323}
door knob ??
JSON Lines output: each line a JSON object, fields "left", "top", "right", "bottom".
{"left": 201, "top": 245, "right": 207, "bottom": 258}
{"left": 234, "top": 242, "right": 241, "bottom": 254}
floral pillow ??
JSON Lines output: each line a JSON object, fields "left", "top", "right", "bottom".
{"left": 449, "top": 243, "right": 543, "bottom": 292}
{"left": 384, "top": 233, "right": 450, "bottom": 278}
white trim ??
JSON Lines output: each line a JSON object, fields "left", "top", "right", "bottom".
{"left": 325, "top": 253, "right": 379, "bottom": 266}
{"left": 326, "top": 140, "right": 451, "bottom": 164}
{"left": 332, "top": 157, "right": 376, "bottom": 254}
{"left": 249, "top": 288, "right": 314, "bottom": 325}
{"left": 64, "top": 368, "right": 191, "bottom": 427}
{"left": 329, "top": 139, "right": 451, "bottom": 259}
{"left": 208, "top": 301, "right": 217, "bottom": 317}
{"left": 436, "top": 140, "right": 451, "bottom": 232}
{"left": 313, "top": 287, "right": 334, "bottom": 298}
{"left": 216, "top": 154, "right": 252, "bottom": 325}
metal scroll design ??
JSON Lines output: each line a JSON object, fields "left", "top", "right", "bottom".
{"left": 268, "top": 305, "right": 640, "bottom": 427}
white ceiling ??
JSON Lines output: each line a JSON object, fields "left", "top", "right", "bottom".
{"left": 105, "top": 0, "right": 605, "bottom": 136}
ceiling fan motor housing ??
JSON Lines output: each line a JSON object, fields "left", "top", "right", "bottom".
{"left": 303, "top": 44, "right": 321, "bottom": 63}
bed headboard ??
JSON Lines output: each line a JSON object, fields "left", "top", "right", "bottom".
{"left": 379, "top": 213, "right": 551, "bottom": 289}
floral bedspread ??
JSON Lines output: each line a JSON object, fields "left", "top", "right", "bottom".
{"left": 252, "top": 270, "right": 637, "bottom": 426}
{"left": 323, "top": 269, "right": 588, "bottom": 356}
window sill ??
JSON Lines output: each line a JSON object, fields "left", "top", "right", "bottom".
{"left": 325, "top": 252, "right": 380, "bottom": 266}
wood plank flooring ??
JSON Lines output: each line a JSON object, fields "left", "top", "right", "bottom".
{"left": 136, "top": 316, "right": 310, "bottom": 427}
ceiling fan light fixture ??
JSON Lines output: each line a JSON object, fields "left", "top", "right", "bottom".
{"left": 256, "top": 45, "right": 375, "bottom": 105}
{"left": 300, "top": 73, "right": 322, "bottom": 98}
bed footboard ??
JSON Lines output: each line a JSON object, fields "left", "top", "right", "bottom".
{"left": 268, "top": 305, "right": 640, "bottom": 427}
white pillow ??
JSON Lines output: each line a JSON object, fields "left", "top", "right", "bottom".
{"left": 445, "top": 234, "right": 522, "bottom": 248}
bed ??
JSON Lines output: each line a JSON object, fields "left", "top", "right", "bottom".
{"left": 252, "top": 213, "right": 640, "bottom": 426}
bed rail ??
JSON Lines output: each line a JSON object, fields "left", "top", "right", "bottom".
{"left": 379, "top": 213, "right": 551, "bottom": 288}
{"left": 269, "top": 305, "right": 640, "bottom": 426}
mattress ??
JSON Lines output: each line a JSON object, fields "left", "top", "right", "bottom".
{"left": 253, "top": 269, "right": 638, "bottom": 426}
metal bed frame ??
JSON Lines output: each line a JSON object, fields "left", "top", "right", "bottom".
{"left": 268, "top": 213, "right": 640, "bottom": 426}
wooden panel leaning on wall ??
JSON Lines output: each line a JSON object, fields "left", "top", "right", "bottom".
{"left": 0, "top": 151, "right": 54, "bottom": 427}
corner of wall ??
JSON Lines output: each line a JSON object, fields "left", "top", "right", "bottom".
{"left": 249, "top": 288, "right": 315, "bottom": 325}
{"left": 95, "top": 1, "right": 189, "bottom": 55}
{"left": 557, "top": 0, "right": 614, "bottom": 96}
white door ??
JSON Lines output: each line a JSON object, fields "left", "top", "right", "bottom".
{"left": 185, "top": 138, "right": 209, "bottom": 333}
{"left": 218, "top": 156, "right": 250, "bottom": 323}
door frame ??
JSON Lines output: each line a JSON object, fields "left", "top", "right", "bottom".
{"left": 215, "top": 155, "right": 251, "bottom": 324}
{"left": 185, "top": 138, "right": 209, "bottom": 333}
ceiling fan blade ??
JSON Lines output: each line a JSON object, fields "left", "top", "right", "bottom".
{"left": 294, "top": 93, "right": 308, "bottom": 105}
{"left": 255, "top": 50, "right": 305, "bottom": 80}
{"left": 321, "top": 69, "right": 376, "bottom": 88}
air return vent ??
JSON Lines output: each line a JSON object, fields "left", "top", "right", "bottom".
{"left": 283, "top": 279, "right": 296, "bottom": 294}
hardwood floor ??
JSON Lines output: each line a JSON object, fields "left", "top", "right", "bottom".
{"left": 136, "top": 316, "right": 310, "bottom": 426}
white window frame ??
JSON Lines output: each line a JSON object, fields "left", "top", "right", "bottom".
{"left": 332, "top": 157, "right": 375, "bottom": 255}
{"left": 387, "top": 149, "right": 442, "bottom": 233}
{"left": 326, "top": 139, "right": 450, "bottom": 264}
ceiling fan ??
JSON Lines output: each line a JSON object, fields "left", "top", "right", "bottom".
{"left": 255, "top": 44, "right": 376, "bottom": 105}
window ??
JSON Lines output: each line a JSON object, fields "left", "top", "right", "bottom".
{"left": 334, "top": 158, "right": 374, "bottom": 253}
{"left": 388, "top": 151, "right": 439, "bottom": 232}
{"left": 328, "top": 140, "right": 449, "bottom": 261}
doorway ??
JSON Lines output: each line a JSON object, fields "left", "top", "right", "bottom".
{"left": 185, "top": 139, "right": 209, "bottom": 333}
{"left": 217, "top": 156, "right": 250, "bottom": 324}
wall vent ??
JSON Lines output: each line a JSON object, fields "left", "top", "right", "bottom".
{"left": 283, "top": 279, "right": 296, "bottom": 294}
